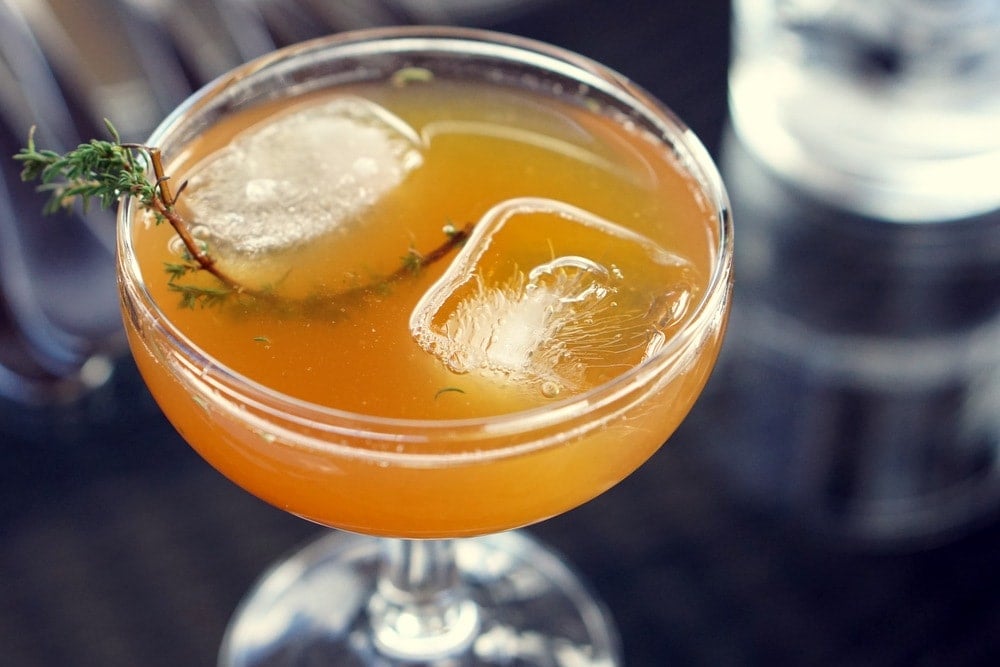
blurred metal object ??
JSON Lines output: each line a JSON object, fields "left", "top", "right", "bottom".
{"left": 118, "top": 0, "right": 273, "bottom": 86}
{"left": 0, "top": 0, "right": 554, "bottom": 404}
{"left": 392, "top": 0, "right": 555, "bottom": 24}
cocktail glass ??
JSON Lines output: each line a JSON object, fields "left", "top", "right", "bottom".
{"left": 116, "top": 27, "right": 733, "bottom": 666}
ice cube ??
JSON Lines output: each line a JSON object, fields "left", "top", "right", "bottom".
{"left": 410, "top": 197, "right": 697, "bottom": 396}
{"left": 182, "top": 97, "right": 423, "bottom": 256}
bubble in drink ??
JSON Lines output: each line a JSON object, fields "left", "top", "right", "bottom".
{"left": 410, "top": 197, "right": 697, "bottom": 395}
{"left": 183, "top": 97, "right": 423, "bottom": 256}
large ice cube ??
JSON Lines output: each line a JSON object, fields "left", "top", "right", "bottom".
{"left": 410, "top": 198, "right": 697, "bottom": 397}
{"left": 182, "top": 97, "right": 423, "bottom": 256}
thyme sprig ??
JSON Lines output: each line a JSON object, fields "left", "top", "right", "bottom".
{"left": 15, "top": 121, "right": 471, "bottom": 310}
{"left": 15, "top": 121, "right": 246, "bottom": 305}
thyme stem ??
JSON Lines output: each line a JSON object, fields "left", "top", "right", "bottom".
{"left": 146, "top": 195, "right": 249, "bottom": 295}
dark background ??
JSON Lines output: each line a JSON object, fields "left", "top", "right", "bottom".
{"left": 3, "top": 1, "right": 1000, "bottom": 665}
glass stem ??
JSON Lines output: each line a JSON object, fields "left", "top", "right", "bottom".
{"left": 369, "top": 538, "right": 481, "bottom": 661}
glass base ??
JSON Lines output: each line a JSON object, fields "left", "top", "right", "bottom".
{"left": 219, "top": 530, "right": 621, "bottom": 666}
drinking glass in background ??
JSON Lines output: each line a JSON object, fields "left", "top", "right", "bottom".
{"left": 705, "top": 0, "right": 1000, "bottom": 545}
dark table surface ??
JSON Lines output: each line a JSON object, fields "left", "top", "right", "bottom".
{"left": 3, "top": 1, "right": 1000, "bottom": 665}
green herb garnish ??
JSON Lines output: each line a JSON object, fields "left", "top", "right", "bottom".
{"left": 434, "top": 387, "right": 466, "bottom": 400}
{"left": 15, "top": 121, "right": 472, "bottom": 311}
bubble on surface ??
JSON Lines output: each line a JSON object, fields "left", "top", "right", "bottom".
{"left": 183, "top": 97, "right": 424, "bottom": 256}
{"left": 410, "top": 197, "right": 697, "bottom": 394}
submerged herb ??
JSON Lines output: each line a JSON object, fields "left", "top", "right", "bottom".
{"left": 391, "top": 66, "right": 434, "bottom": 88}
{"left": 434, "top": 386, "right": 466, "bottom": 400}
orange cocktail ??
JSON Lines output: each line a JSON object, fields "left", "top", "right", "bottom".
{"left": 119, "top": 32, "right": 730, "bottom": 539}
{"left": 117, "top": 28, "right": 733, "bottom": 665}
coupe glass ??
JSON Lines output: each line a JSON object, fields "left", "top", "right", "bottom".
{"left": 117, "top": 27, "right": 733, "bottom": 666}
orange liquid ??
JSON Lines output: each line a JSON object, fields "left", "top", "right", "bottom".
{"left": 124, "top": 78, "right": 727, "bottom": 537}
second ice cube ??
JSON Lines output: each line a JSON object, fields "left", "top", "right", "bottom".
{"left": 410, "top": 197, "right": 698, "bottom": 397}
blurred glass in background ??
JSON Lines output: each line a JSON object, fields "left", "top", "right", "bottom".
{"left": 705, "top": 0, "right": 1000, "bottom": 546}
{"left": 0, "top": 0, "right": 551, "bottom": 404}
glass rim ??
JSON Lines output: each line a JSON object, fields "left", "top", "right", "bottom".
{"left": 117, "top": 25, "right": 733, "bottom": 445}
